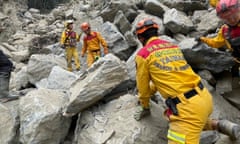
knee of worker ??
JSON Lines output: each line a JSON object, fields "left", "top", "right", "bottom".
{"left": 87, "top": 55, "right": 95, "bottom": 67}
{"left": 87, "top": 61, "right": 94, "bottom": 68}
{"left": 73, "top": 49, "right": 79, "bottom": 58}
{"left": 149, "top": 82, "right": 157, "bottom": 95}
{"left": 202, "top": 89, "right": 214, "bottom": 114}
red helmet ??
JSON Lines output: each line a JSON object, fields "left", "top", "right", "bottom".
{"left": 135, "top": 18, "right": 159, "bottom": 35}
{"left": 216, "top": 0, "right": 240, "bottom": 19}
{"left": 80, "top": 22, "right": 90, "bottom": 31}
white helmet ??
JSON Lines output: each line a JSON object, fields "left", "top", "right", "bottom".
{"left": 64, "top": 20, "right": 74, "bottom": 27}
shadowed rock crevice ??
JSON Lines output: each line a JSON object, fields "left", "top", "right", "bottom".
{"left": 27, "top": 0, "right": 70, "bottom": 12}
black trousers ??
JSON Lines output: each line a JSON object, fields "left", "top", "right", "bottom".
{"left": 231, "top": 62, "right": 240, "bottom": 77}
{"left": 0, "top": 50, "right": 13, "bottom": 73}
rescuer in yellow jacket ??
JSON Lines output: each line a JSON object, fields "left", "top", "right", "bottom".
{"left": 200, "top": 0, "right": 240, "bottom": 76}
{"left": 60, "top": 20, "right": 81, "bottom": 72}
{"left": 134, "top": 18, "right": 240, "bottom": 143}
{"left": 80, "top": 22, "right": 108, "bottom": 67}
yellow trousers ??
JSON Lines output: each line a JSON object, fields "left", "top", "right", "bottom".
{"left": 65, "top": 47, "right": 80, "bottom": 71}
{"left": 87, "top": 50, "right": 101, "bottom": 67}
{"left": 167, "top": 86, "right": 213, "bottom": 144}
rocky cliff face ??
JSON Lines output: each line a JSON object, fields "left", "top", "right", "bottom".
{"left": 0, "top": 0, "right": 27, "bottom": 42}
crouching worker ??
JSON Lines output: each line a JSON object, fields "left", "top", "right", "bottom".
{"left": 0, "top": 50, "right": 18, "bottom": 103}
{"left": 133, "top": 18, "right": 240, "bottom": 143}
{"left": 199, "top": 0, "right": 240, "bottom": 77}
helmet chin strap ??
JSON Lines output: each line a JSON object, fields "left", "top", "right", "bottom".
{"left": 138, "top": 36, "right": 147, "bottom": 46}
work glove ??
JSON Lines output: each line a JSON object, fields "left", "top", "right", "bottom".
{"left": 134, "top": 106, "right": 150, "bottom": 121}
{"left": 195, "top": 35, "right": 206, "bottom": 42}
{"left": 195, "top": 31, "right": 209, "bottom": 43}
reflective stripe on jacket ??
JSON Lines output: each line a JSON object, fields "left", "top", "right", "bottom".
{"left": 135, "top": 36, "right": 201, "bottom": 108}
{"left": 167, "top": 129, "right": 186, "bottom": 144}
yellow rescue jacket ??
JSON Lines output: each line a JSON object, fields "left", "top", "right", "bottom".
{"left": 200, "top": 25, "right": 231, "bottom": 50}
{"left": 60, "top": 29, "right": 80, "bottom": 47}
{"left": 81, "top": 31, "right": 108, "bottom": 56}
{"left": 135, "top": 37, "right": 201, "bottom": 108}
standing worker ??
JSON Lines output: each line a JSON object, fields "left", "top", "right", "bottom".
{"left": 199, "top": 0, "right": 240, "bottom": 77}
{"left": 80, "top": 22, "right": 108, "bottom": 67}
{"left": 133, "top": 18, "right": 240, "bottom": 143}
{"left": 60, "top": 20, "right": 81, "bottom": 72}
{"left": 0, "top": 50, "right": 18, "bottom": 103}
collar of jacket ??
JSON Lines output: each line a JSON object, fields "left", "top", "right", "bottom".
{"left": 145, "top": 36, "right": 159, "bottom": 45}
{"left": 86, "top": 31, "right": 95, "bottom": 36}
{"left": 66, "top": 28, "right": 73, "bottom": 32}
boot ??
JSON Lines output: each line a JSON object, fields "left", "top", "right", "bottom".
{"left": 134, "top": 106, "right": 151, "bottom": 121}
{"left": 0, "top": 72, "right": 18, "bottom": 103}
{"left": 217, "top": 120, "right": 240, "bottom": 140}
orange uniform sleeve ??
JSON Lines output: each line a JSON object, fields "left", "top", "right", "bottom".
{"left": 200, "top": 25, "right": 232, "bottom": 50}
{"left": 96, "top": 32, "right": 108, "bottom": 54}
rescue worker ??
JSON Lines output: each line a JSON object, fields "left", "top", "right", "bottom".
{"left": 80, "top": 22, "right": 108, "bottom": 67}
{"left": 133, "top": 18, "right": 240, "bottom": 143}
{"left": 60, "top": 20, "right": 81, "bottom": 72}
{"left": 199, "top": 0, "right": 240, "bottom": 77}
{"left": 0, "top": 50, "right": 18, "bottom": 103}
